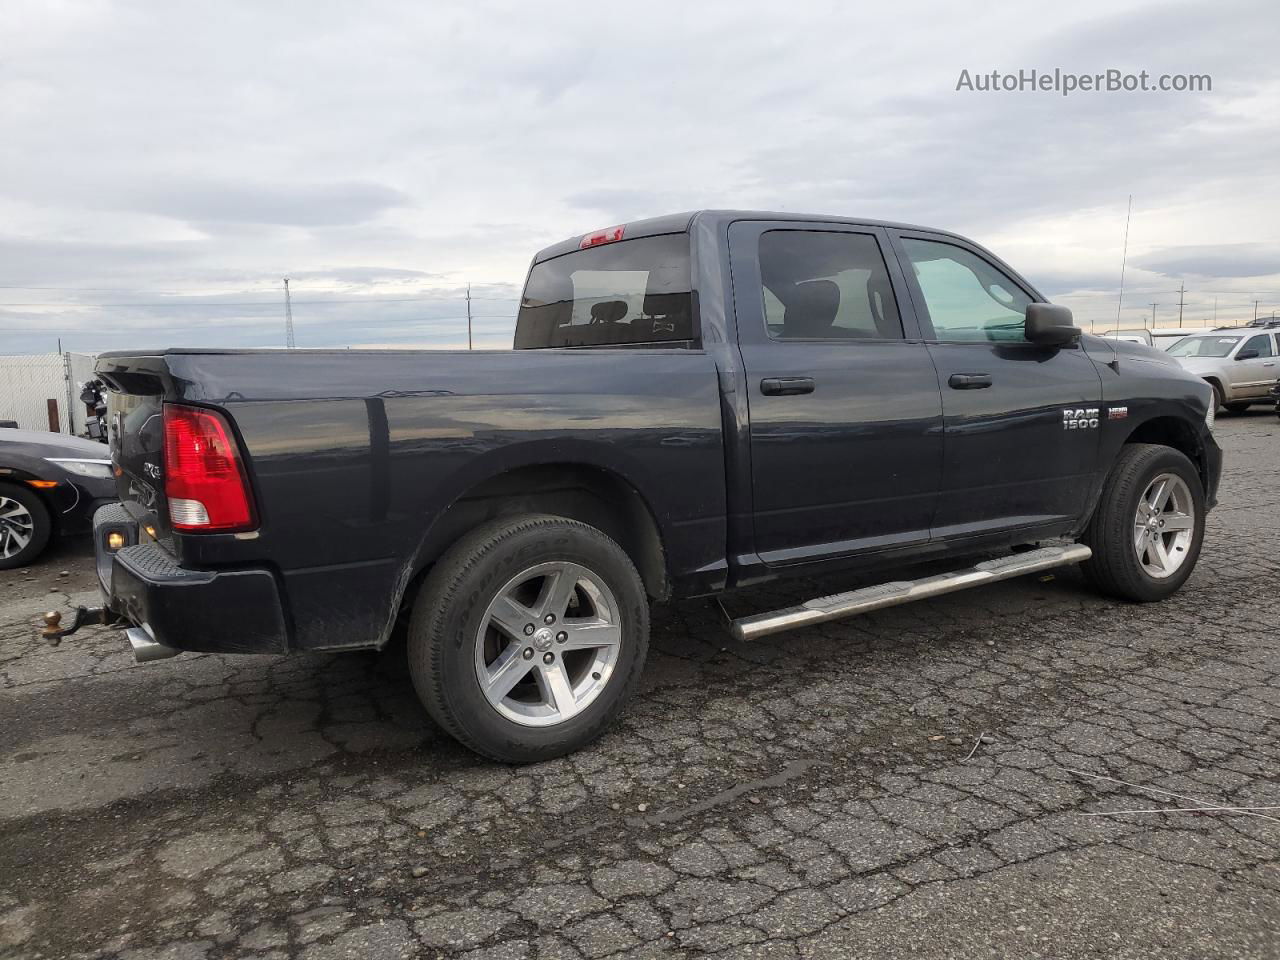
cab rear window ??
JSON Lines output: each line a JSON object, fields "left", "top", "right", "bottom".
{"left": 515, "top": 234, "right": 694, "bottom": 348}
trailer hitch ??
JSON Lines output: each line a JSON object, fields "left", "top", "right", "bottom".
{"left": 39, "top": 607, "right": 123, "bottom": 646}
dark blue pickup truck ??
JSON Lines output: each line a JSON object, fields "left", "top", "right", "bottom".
{"left": 72, "top": 210, "right": 1220, "bottom": 761}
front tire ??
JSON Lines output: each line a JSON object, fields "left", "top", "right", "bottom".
{"left": 1224, "top": 401, "right": 1251, "bottom": 414}
{"left": 407, "top": 515, "right": 649, "bottom": 763}
{"left": 0, "top": 484, "right": 52, "bottom": 570}
{"left": 1081, "top": 444, "right": 1205, "bottom": 602}
{"left": 1208, "top": 381, "right": 1226, "bottom": 412}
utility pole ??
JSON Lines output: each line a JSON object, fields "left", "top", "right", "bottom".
{"left": 1213, "top": 297, "right": 1218, "bottom": 325}
{"left": 283, "top": 278, "right": 296, "bottom": 349}
{"left": 1177, "top": 282, "right": 1185, "bottom": 327}
{"left": 1149, "top": 302, "right": 1158, "bottom": 327}
{"left": 1255, "top": 300, "right": 1261, "bottom": 324}
{"left": 466, "top": 283, "right": 473, "bottom": 350}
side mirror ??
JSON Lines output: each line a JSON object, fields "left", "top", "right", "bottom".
{"left": 1236, "top": 349, "right": 1259, "bottom": 361}
{"left": 1025, "top": 303, "right": 1080, "bottom": 346}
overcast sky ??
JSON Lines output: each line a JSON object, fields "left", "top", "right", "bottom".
{"left": 1, "top": 0, "right": 1278, "bottom": 354}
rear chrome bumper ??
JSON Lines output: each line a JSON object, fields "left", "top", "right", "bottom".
{"left": 93, "top": 503, "right": 289, "bottom": 656}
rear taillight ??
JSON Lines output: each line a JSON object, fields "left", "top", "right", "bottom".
{"left": 163, "top": 403, "right": 256, "bottom": 532}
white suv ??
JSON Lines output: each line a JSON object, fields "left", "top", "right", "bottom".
{"left": 1168, "top": 328, "right": 1280, "bottom": 412}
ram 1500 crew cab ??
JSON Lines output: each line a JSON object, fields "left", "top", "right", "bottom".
{"left": 74, "top": 211, "right": 1221, "bottom": 761}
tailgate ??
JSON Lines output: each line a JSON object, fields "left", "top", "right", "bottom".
{"left": 97, "top": 355, "right": 172, "bottom": 541}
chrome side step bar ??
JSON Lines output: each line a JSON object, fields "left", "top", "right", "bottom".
{"left": 729, "top": 544, "right": 1093, "bottom": 642}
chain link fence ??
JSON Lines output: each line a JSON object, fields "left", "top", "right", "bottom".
{"left": 0, "top": 353, "right": 98, "bottom": 435}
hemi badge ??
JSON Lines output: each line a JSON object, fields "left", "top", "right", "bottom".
{"left": 1108, "top": 406, "right": 1129, "bottom": 420}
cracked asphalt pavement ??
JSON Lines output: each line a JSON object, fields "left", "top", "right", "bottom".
{"left": 2, "top": 414, "right": 1278, "bottom": 959}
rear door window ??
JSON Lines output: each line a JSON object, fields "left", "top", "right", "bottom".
{"left": 515, "top": 234, "right": 693, "bottom": 348}
{"left": 757, "top": 230, "right": 904, "bottom": 340}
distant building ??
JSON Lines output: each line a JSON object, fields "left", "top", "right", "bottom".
{"left": 0, "top": 352, "right": 98, "bottom": 433}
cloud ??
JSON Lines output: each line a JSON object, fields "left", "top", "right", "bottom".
{"left": 1132, "top": 243, "right": 1280, "bottom": 279}
{"left": 123, "top": 179, "right": 410, "bottom": 228}
{"left": 285, "top": 266, "right": 445, "bottom": 286}
{"left": 0, "top": 0, "right": 1278, "bottom": 355}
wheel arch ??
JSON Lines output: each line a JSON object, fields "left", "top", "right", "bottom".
{"left": 407, "top": 460, "right": 670, "bottom": 605}
{"left": 1119, "top": 415, "right": 1211, "bottom": 493}
{"left": 0, "top": 475, "right": 58, "bottom": 531}
{"left": 0, "top": 465, "right": 70, "bottom": 535}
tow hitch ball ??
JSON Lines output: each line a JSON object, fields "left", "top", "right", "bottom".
{"left": 40, "top": 607, "right": 121, "bottom": 646}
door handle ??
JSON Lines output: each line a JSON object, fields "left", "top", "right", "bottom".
{"left": 948, "top": 373, "right": 993, "bottom": 389}
{"left": 760, "top": 377, "right": 815, "bottom": 396}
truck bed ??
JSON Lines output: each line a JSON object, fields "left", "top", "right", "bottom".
{"left": 97, "top": 348, "right": 727, "bottom": 651}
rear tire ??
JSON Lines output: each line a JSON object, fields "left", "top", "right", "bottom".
{"left": 407, "top": 514, "right": 649, "bottom": 763}
{"left": 1081, "top": 444, "right": 1205, "bottom": 602}
{"left": 0, "top": 484, "right": 52, "bottom": 570}
{"left": 1224, "top": 401, "right": 1251, "bottom": 414}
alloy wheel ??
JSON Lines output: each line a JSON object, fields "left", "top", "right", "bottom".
{"left": 0, "top": 495, "right": 34, "bottom": 560}
{"left": 1133, "top": 473, "right": 1196, "bottom": 579}
{"left": 473, "top": 561, "right": 623, "bottom": 727}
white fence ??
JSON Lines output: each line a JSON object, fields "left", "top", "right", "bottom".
{"left": 0, "top": 353, "right": 98, "bottom": 435}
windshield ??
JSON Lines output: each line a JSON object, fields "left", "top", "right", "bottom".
{"left": 515, "top": 234, "right": 693, "bottom": 348}
{"left": 1167, "top": 335, "right": 1241, "bottom": 358}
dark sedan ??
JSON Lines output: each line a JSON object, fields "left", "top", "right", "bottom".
{"left": 0, "top": 429, "right": 117, "bottom": 568}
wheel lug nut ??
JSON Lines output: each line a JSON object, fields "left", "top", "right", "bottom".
{"left": 523, "top": 624, "right": 535, "bottom": 636}
{"left": 556, "top": 631, "right": 567, "bottom": 643}
{"left": 543, "top": 614, "right": 556, "bottom": 625}
{"left": 542, "top": 652, "right": 554, "bottom": 664}
{"left": 522, "top": 648, "right": 534, "bottom": 660}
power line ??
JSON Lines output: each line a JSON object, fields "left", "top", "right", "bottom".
{"left": 0, "top": 280, "right": 522, "bottom": 292}
{"left": 0, "top": 314, "right": 517, "bottom": 334}
{"left": 0, "top": 285, "right": 280, "bottom": 292}
{"left": 0, "top": 294, "right": 519, "bottom": 308}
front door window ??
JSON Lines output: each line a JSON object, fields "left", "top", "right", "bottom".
{"left": 901, "top": 238, "right": 1032, "bottom": 342}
